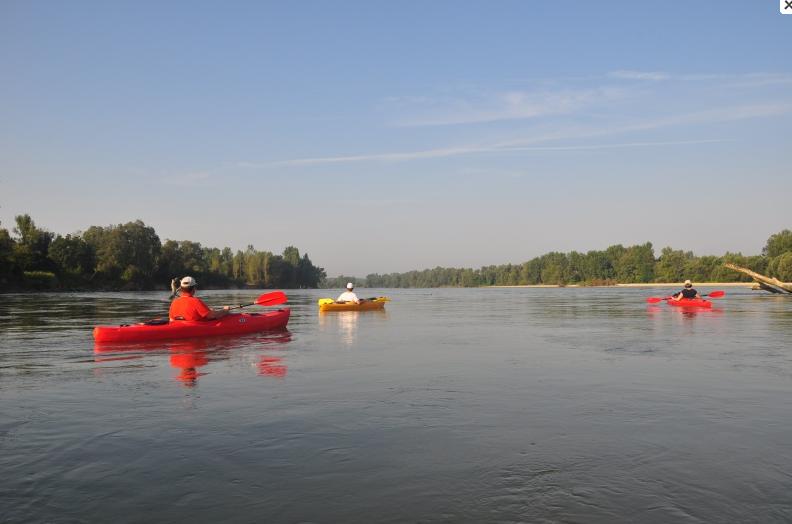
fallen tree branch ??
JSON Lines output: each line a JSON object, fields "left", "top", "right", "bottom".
{"left": 723, "top": 263, "right": 792, "bottom": 294}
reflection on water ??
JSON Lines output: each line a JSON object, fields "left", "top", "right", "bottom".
{"left": 2, "top": 288, "right": 792, "bottom": 523}
{"left": 319, "top": 310, "right": 389, "bottom": 346}
{"left": 170, "top": 350, "right": 209, "bottom": 386}
{"left": 646, "top": 304, "right": 725, "bottom": 318}
{"left": 258, "top": 356, "right": 287, "bottom": 378}
{"left": 93, "top": 330, "right": 292, "bottom": 387}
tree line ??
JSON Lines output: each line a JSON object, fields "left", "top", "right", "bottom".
{"left": 0, "top": 214, "right": 326, "bottom": 291}
{"left": 324, "top": 230, "right": 792, "bottom": 288}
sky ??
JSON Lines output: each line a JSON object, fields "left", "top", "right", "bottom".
{"left": 1, "top": 1, "right": 790, "bottom": 276}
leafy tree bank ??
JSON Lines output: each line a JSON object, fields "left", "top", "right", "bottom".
{"left": 327, "top": 231, "right": 790, "bottom": 288}
{"left": 0, "top": 215, "right": 325, "bottom": 291}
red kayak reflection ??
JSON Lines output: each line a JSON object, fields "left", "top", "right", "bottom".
{"left": 169, "top": 346, "right": 210, "bottom": 387}
{"left": 646, "top": 304, "right": 724, "bottom": 322}
{"left": 94, "top": 330, "right": 292, "bottom": 387}
{"left": 671, "top": 306, "right": 724, "bottom": 319}
{"left": 258, "top": 356, "right": 287, "bottom": 378}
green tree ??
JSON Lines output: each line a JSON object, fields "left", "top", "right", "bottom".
{"left": 48, "top": 234, "right": 95, "bottom": 274}
{"left": 768, "top": 252, "right": 792, "bottom": 281}
{"left": 0, "top": 221, "right": 19, "bottom": 288}
{"left": 539, "top": 252, "right": 569, "bottom": 285}
{"left": 177, "top": 241, "right": 205, "bottom": 275}
{"left": 654, "top": 247, "right": 691, "bottom": 282}
{"left": 157, "top": 240, "right": 185, "bottom": 280}
{"left": 298, "top": 253, "right": 325, "bottom": 288}
{"left": 232, "top": 250, "right": 244, "bottom": 280}
{"left": 580, "top": 250, "right": 614, "bottom": 282}
{"left": 615, "top": 243, "right": 655, "bottom": 283}
{"left": 87, "top": 220, "right": 161, "bottom": 287}
{"left": 12, "top": 214, "right": 54, "bottom": 271}
{"left": 764, "top": 230, "right": 792, "bottom": 258}
{"left": 282, "top": 246, "right": 300, "bottom": 287}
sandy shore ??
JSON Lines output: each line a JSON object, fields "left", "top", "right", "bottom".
{"left": 615, "top": 282, "right": 754, "bottom": 288}
{"left": 488, "top": 282, "right": 755, "bottom": 288}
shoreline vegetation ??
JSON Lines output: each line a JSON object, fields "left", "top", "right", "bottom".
{"left": 488, "top": 282, "right": 756, "bottom": 288}
{"left": 323, "top": 229, "right": 792, "bottom": 289}
{"left": 0, "top": 215, "right": 325, "bottom": 292}
{"left": 2, "top": 214, "right": 790, "bottom": 293}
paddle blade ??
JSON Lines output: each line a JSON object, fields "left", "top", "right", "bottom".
{"left": 707, "top": 290, "right": 725, "bottom": 298}
{"left": 645, "top": 297, "right": 665, "bottom": 304}
{"left": 254, "top": 291, "right": 288, "bottom": 306}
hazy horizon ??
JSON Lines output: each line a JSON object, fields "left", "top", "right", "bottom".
{"left": 2, "top": 2, "right": 789, "bottom": 276}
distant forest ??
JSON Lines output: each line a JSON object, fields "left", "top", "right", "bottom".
{"left": 0, "top": 214, "right": 326, "bottom": 291}
{"left": 323, "top": 230, "right": 792, "bottom": 288}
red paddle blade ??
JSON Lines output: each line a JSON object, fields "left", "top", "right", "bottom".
{"left": 707, "top": 290, "right": 725, "bottom": 298}
{"left": 254, "top": 291, "right": 288, "bottom": 306}
{"left": 646, "top": 297, "right": 664, "bottom": 303}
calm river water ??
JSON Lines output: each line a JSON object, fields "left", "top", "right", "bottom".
{"left": 1, "top": 287, "right": 791, "bottom": 523}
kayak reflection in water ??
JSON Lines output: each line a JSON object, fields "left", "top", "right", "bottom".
{"left": 169, "top": 276, "right": 232, "bottom": 321}
{"left": 671, "top": 279, "right": 701, "bottom": 301}
{"left": 258, "top": 356, "right": 287, "bottom": 378}
{"left": 170, "top": 350, "right": 209, "bottom": 387}
{"left": 166, "top": 338, "right": 215, "bottom": 387}
{"left": 95, "top": 331, "right": 293, "bottom": 387}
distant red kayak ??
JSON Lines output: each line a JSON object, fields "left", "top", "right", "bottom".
{"left": 666, "top": 298, "right": 712, "bottom": 308}
{"left": 93, "top": 309, "right": 290, "bottom": 343}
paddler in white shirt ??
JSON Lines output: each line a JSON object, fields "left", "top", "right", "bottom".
{"left": 336, "top": 282, "right": 361, "bottom": 304}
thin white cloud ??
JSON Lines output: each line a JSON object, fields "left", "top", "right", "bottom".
{"left": 226, "top": 71, "right": 792, "bottom": 170}
{"left": 499, "top": 138, "right": 732, "bottom": 152}
{"left": 160, "top": 171, "right": 214, "bottom": 186}
{"left": 608, "top": 70, "right": 670, "bottom": 81}
{"left": 270, "top": 145, "right": 491, "bottom": 166}
{"left": 265, "top": 102, "right": 789, "bottom": 167}
{"left": 492, "top": 103, "right": 791, "bottom": 149}
{"left": 392, "top": 87, "right": 625, "bottom": 127}
{"left": 624, "top": 103, "right": 792, "bottom": 130}
{"left": 616, "top": 71, "right": 792, "bottom": 88}
{"left": 271, "top": 139, "right": 726, "bottom": 167}
{"left": 387, "top": 71, "right": 792, "bottom": 129}
{"left": 720, "top": 72, "right": 792, "bottom": 88}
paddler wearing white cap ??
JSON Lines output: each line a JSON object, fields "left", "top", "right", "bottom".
{"left": 169, "top": 276, "right": 232, "bottom": 321}
{"left": 336, "top": 282, "right": 361, "bottom": 304}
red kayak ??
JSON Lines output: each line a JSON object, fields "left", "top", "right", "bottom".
{"left": 666, "top": 298, "right": 712, "bottom": 308}
{"left": 93, "top": 309, "right": 290, "bottom": 343}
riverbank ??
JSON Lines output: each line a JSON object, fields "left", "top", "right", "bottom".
{"left": 488, "top": 282, "right": 756, "bottom": 288}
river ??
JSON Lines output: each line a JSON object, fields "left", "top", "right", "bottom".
{"left": 1, "top": 287, "right": 791, "bottom": 523}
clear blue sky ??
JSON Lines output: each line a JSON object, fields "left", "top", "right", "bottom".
{"left": 1, "top": 1, "right": 790, "bottom": 276}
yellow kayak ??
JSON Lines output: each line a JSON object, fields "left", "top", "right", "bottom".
{"left": 318, "top": 297, "right": 389, "bottom": 312}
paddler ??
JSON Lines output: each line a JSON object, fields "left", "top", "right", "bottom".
{"left": 336, "top": 282, "right": 361, "bottom": 304}
{"left": 672, "top": 279, "right": 701, "bottom": 301}
{"left": 169, "top": 276, "right": 232, "bottom": 321}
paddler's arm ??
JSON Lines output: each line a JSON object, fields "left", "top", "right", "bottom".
{"left": 205, "top": 306, "right": 231, "bottom": 320}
